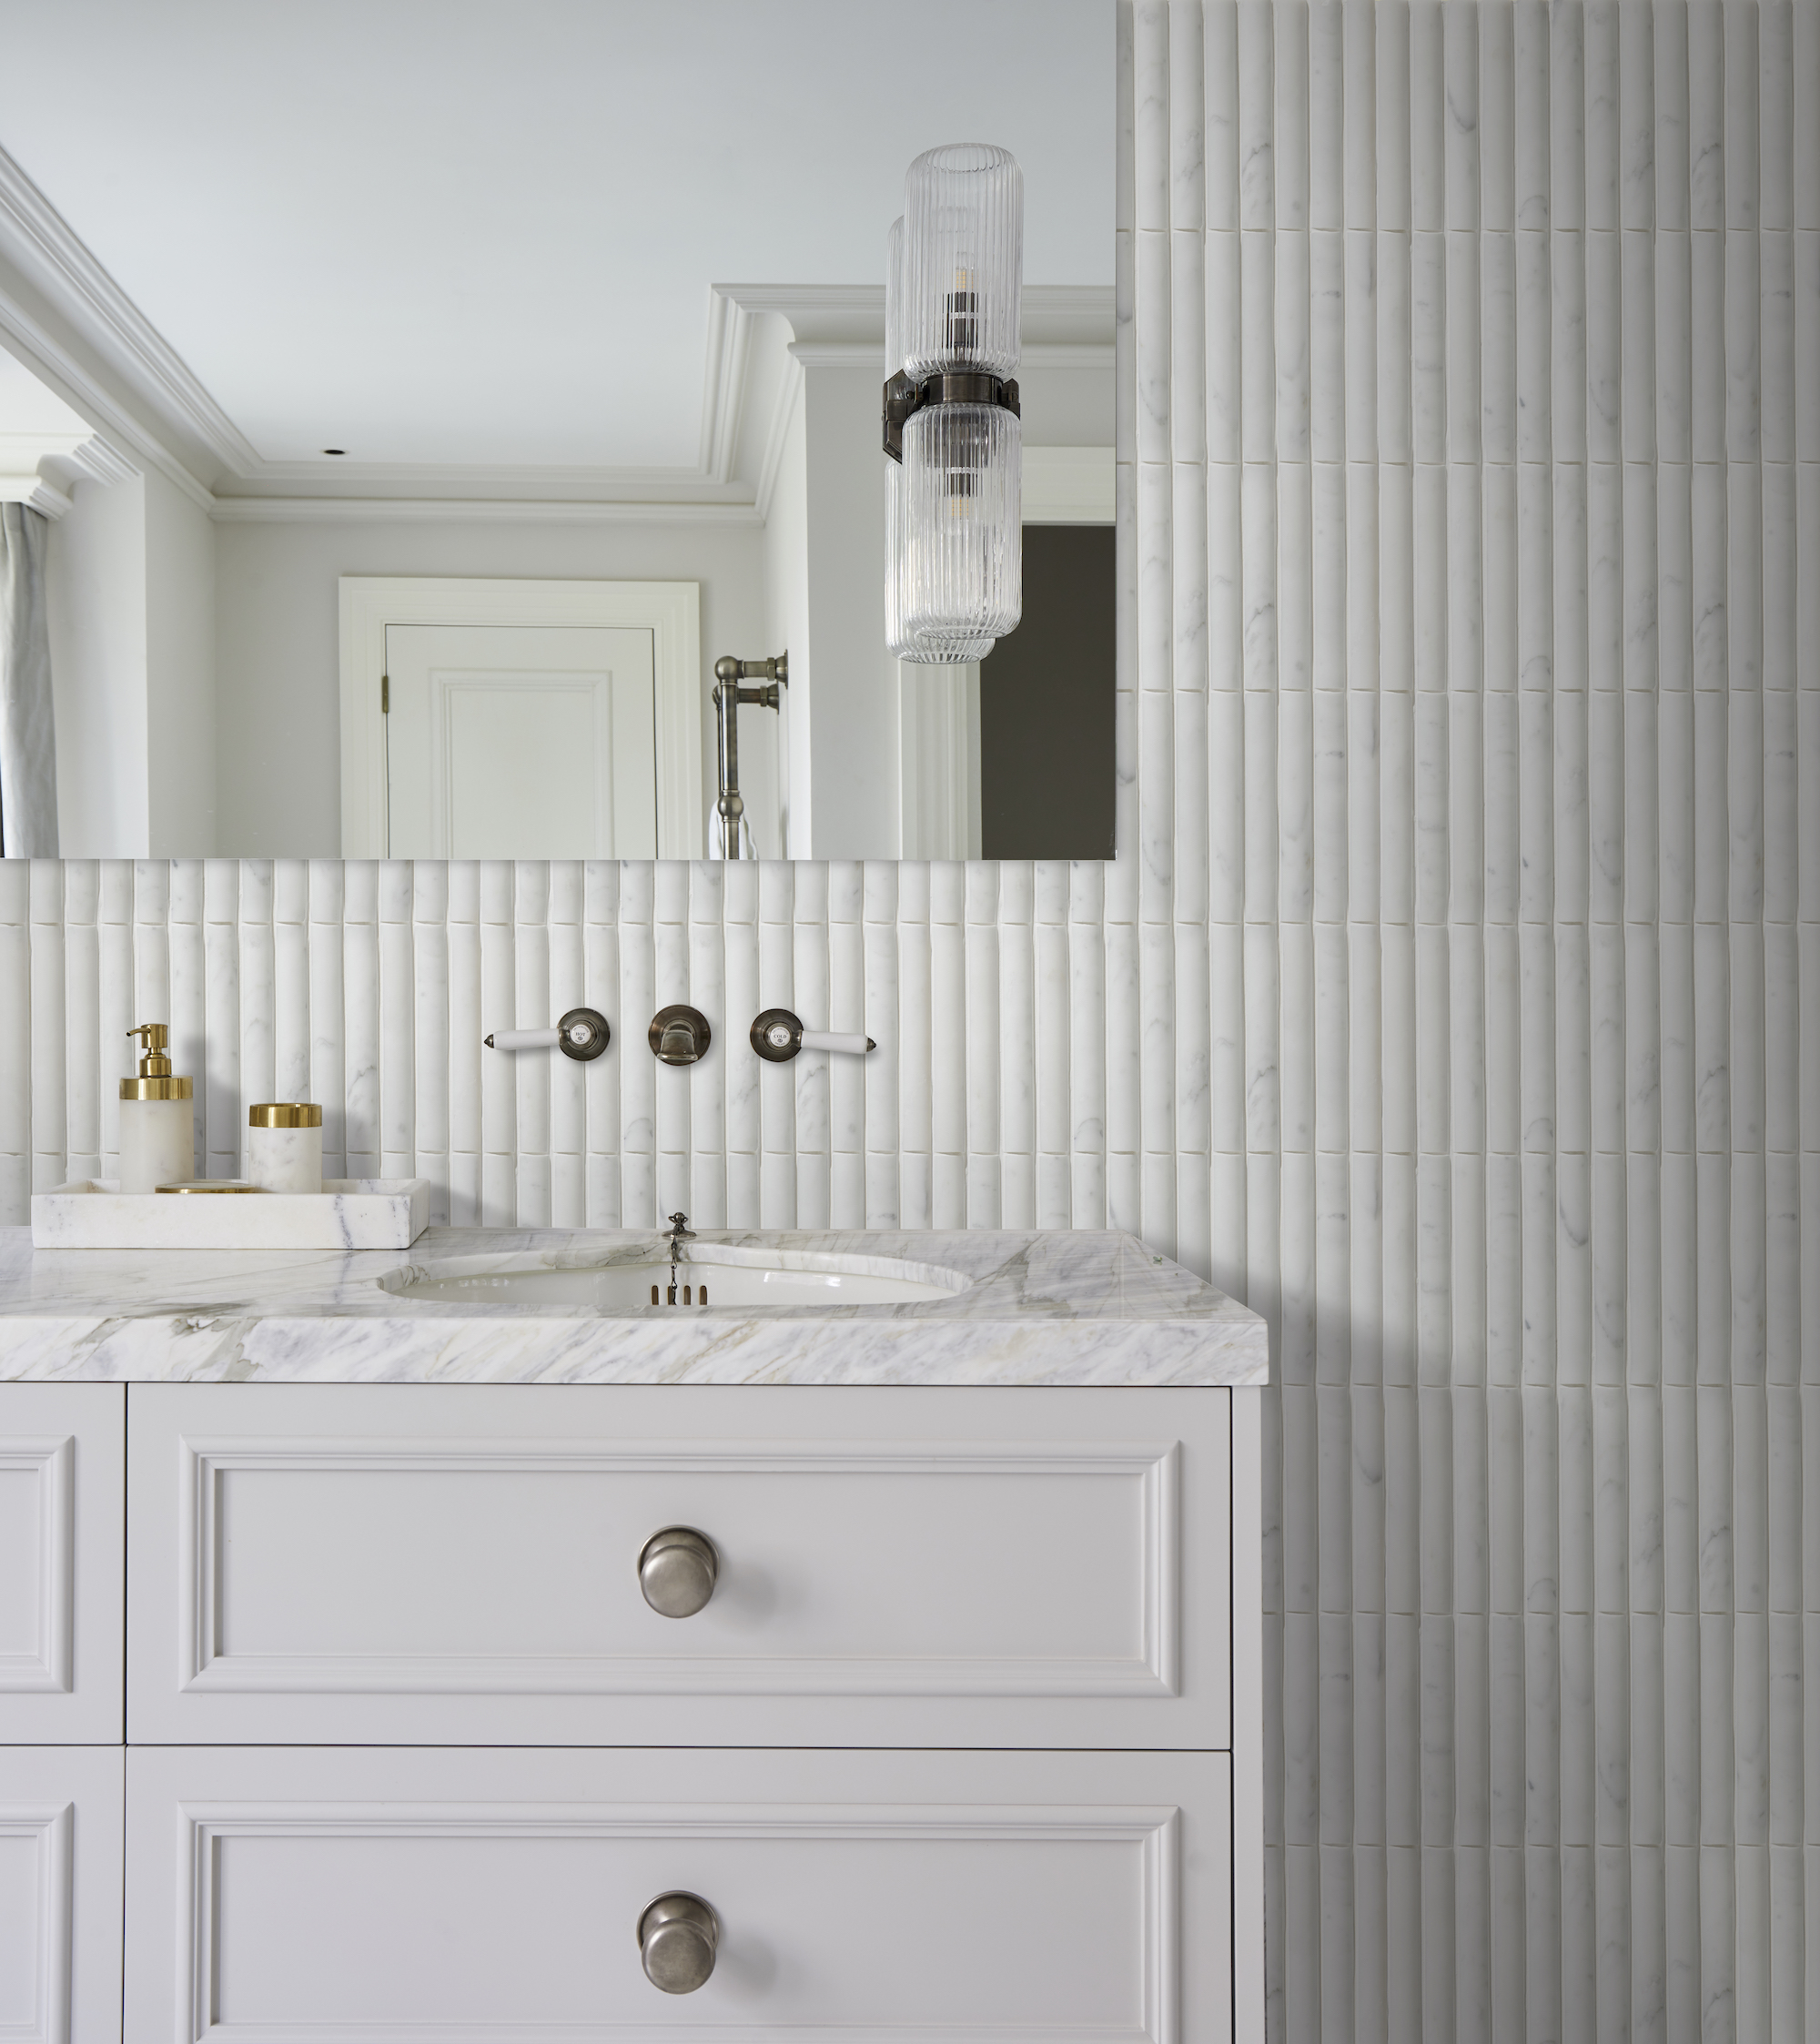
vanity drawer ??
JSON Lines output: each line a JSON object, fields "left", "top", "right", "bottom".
{"left": 126, "top": 1381, "right": 1231, "bottom": 1748}
{"left": 1, "top": 1745, "right": 125, "bottom": 2044}
{"left": 0, "top": 1384, "right": 125, "bottom": 1743}
{"left": 125, "top": 1743, "right": 1228, "bottom": 2044}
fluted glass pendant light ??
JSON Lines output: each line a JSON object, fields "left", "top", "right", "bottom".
{"left": 884, "top": 143, "right": 1023, "bottom": 663}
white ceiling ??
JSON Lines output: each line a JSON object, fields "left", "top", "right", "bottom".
{"left": 0, "top": 0, "right": 1112, "bottom": 474}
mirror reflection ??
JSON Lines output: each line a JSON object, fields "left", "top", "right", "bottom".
{"left": 0, "top": 1, "right": 1114, "bottom": 864}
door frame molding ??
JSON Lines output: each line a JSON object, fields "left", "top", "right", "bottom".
{"left": 338, "top": 575, "right": 703, "bottom": 858}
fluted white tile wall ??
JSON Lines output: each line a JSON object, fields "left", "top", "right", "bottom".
{"left": 0, "top": 857, "right": 1128, "bottom": 1235}
{"left": 0, "top": 2, "right": 1812, "bottom": 2034}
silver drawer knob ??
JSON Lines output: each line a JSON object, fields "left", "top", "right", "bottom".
{"left": 639, "top": 1891, "right": 720, "bottom": 1993}
{"left": 638, "top": 1526, "right": 718, "bottom": 1617}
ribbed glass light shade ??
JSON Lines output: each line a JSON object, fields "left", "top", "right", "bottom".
{"left": 902, "top": 143, "right": 1023, "bottom": 378}
{"left": 894, "top": 143, "right": 1023, "bottom": 663}
{"left": 898, "top": 403, "right": 1022, "bottom": 663}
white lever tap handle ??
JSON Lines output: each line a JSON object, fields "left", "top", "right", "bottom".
{"left": 796, "top": 1029, "right": 873, "bottom": 1056}
{"left": 487, "top": 1027, "right": 561, "bottom": 1051}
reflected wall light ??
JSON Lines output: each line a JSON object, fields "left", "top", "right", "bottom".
{"left": 884, "top": 143, "right": 1023, "bottom": 664}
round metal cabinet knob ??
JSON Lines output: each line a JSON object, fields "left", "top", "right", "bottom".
{"left": 638, "top": 1891, "right": 720, "bottom": 1993}
{"left": 638, "top": 1526, "right": 718, "bottom": 1618}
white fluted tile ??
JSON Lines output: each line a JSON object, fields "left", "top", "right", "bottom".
{"left": 1687, "top": 2, "right": 1724, "bottom": 232}
{"left": 1241, "top": 228, "right": 1277, "bottom": 457}
{"left": 1272, "top": 0, "right": 1307, "bottom": 232}
{"left": 1653, "top": 0, "right": 1690, "bottom": 232}
{"left": 1410, "top": 231, "right": 1448, "bottom": 462}
{"left": 1583, "top": 0, "right": 1619, "bottom": 233}
{"left": 1514, "top": 229, "right": 1552, "bottom": 462}
{"left": 1206, "top": 231, "right": 1241, "bottom": 458}
{"left": 1377, "top": 228, "right": 1413, "bottom": 461}
{"left": 1205, "top": 0, "right": 1239, "bottom": 229}
{"left": 1409, "top": 0, "right": 1444, "bottom": 233}
{"left": 1726, "top": 0, "right": 1761, "bottom": 233}
{"left": 1551, "top": 0, "right": 1585, "bottom": 230}
{"left": 1340, "top": 0, "right": 1374, "bottom": 228}
{"left": 1236, "top": 0, "right": 1275, "bottom": 229}
{"left": 1376, "top": 0, "right": 1411, "bottom": 232}
{"left": 1618, "top": 0, "right": 1654, "bottom": 231}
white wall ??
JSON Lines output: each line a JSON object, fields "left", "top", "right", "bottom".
{"left": 46, "top": 473, "right": 148, "bottom": 856}
{"left": 762, "top": 384, "right": 811, "bottom": 858}
{"left": 212, "top": 512, "right": 767, "bottom": 855}
{"left": 144, "top": 468, "right": 216, "bottom": 855}
{"left": 802, "top": 363, "right": 899, "bottom": 859}
{"left": 45, "top": 468, "right": 217, "bottom": 857}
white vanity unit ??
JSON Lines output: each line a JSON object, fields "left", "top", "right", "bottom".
{"left": 0, "top": 1227, "right": 1268, "bottom": 2043}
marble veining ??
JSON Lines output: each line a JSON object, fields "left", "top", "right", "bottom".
{"left": 0, "top": 1226, "right": 1269, "bottom": 1389}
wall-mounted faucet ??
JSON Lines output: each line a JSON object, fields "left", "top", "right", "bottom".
{"left": 649, "top": 1005, "right": 713, "bottom": 1065}
{"left": 712, "top": 652, "right": 786, "bottom": 859}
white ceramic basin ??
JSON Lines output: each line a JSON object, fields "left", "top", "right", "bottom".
{"left": 381, "top": 1244, "right": 967, "bottom": 1310}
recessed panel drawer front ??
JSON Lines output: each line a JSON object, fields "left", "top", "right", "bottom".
{"left": 126, "top": 1383, "right": 1230, "bottom": 1747}
{"left": 125, "top": 1744, "right": 1228, "bottom": 2044}
{"left": 1, "top": 1745, "right": 126, "bottom": 2044}
{"left": 0, "top": 1385, "right": 125, "bottom": 1744}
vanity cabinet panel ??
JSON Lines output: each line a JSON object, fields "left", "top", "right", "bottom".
{"left": 0, "top": 1386, "right": 124, "bottom": 1744}
{"left": 125, "top": 1743, "right": 1228, "bottom": 2044}
{"left": 0, "top": 1745, "right": 126, "bottom": 2044}
{"left": 126, "top": 1382, "right": 1234, "bottom": 1749}
{"left": 130, "top": 1381, "right": 1235, "bottom": 1749}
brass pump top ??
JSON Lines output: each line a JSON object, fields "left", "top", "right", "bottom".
{"left": 121, "top": 1024, "right": 192, "bottom": 1101}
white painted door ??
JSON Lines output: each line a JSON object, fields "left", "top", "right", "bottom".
{"left": 126, "top": 1744, "right": 1228, "bottom": 2044}
{"left": 384, "top": 623, "right": 658, "bottom": 856}
{"left": 0, "top": 1745, "right": 125, "bottom": 2044}
{"left": 0, "top": 1385, "right": 123, "bottom": 1744}
{"left": 125, "top": 1381, "right": 1231, "bottom": 1750}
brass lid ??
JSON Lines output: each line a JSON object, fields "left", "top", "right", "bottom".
{"left": 121, "top": 1075, "right": 193, "bottom": 1100}
{"left": 156, "top": 1179, "right": 264, "bottom": 1194}
{"left": 248, "top": 1102, "right": 322, "bottom": 1128}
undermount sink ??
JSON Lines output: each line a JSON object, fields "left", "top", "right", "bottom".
{"left": 379, "top": 1242, "right": 969, "bottom": 1310}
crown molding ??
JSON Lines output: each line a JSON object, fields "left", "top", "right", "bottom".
{"left": 0, "top": 466, "right": 71, "bottom": 519}
{"left": 217, "top": 457, "right": 752, "bottom": 503}
{"left": 0, "top": 284, "right": 207, "bottom": 507}
{"left": 66, "top": 432, "right": 136, "bottom": 486}
{"left": 209, "top": 494, "right": 763, "bottom": 526}
{"left": 0, "top": 428, "right": 139, "bottom": 517}
{"left": 0, "top": 143, "right": 260, "bottom": 477}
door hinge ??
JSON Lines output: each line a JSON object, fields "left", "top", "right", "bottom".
{"left": 380, "top": 673, "right": 389, "bottom": 713}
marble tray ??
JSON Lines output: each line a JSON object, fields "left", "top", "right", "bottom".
{"left": 31, "top": 1179, "right": 430, "bottom": 1250}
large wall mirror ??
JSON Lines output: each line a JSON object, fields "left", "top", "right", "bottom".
{"left": 0, "top": 1, "right": 1114, "bottom": 865}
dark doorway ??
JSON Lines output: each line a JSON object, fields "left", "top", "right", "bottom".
{"left": 979, "top": 523, "right": 1116, "bottom": 859}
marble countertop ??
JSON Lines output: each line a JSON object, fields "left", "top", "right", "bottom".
{"left": 0, "top": 1226, "right": 1269, "bottom": 1388}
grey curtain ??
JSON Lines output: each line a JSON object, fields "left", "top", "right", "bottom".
{"left": 0, "top": 501, "right": 57, "bottom": 855}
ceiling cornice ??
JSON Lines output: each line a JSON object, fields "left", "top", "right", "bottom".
{"left": 0, "top": 143, "right": 260, "bottom": 478}
{"left": 0, "top": 282, "right": 203, "bottom": 506}
{"left": 208, "top": 495, "right": 763, "bottom": 526}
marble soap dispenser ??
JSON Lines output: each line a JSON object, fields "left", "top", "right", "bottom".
{"left": 118, "top": 1024, "right": 195, "bottom": 1193}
